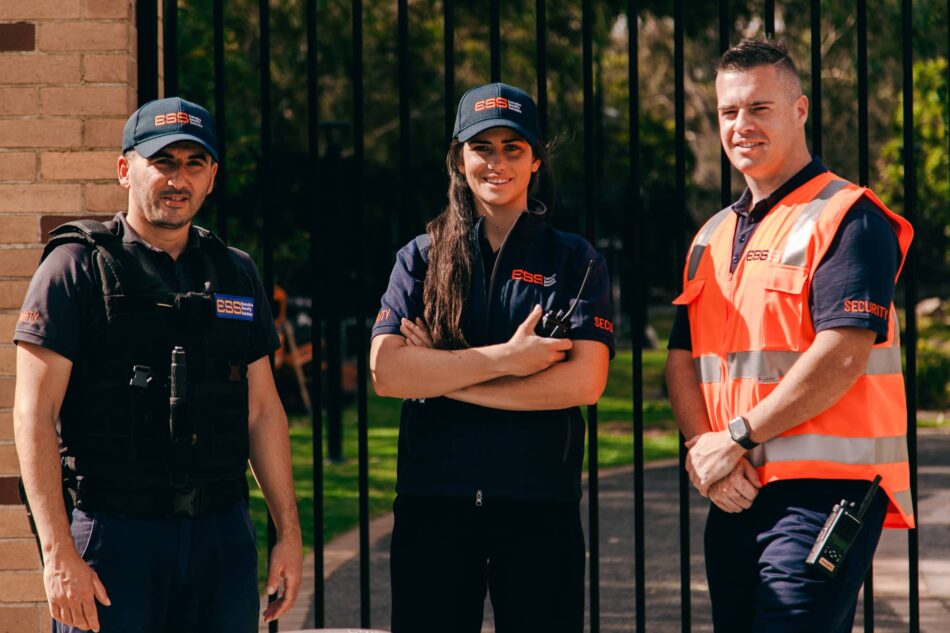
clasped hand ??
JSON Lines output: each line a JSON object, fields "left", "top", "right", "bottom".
{"left": 685, "top": 430, "right": 761, "bottom": 513}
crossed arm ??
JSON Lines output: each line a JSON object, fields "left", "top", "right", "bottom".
{"left": 370, "top": 306, "right": 610, "bottom": 410}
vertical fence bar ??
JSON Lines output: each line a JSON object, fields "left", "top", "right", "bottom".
{"left": 490, "top": 0, "right": 501, "bottom": 82}
{"left": 258, "top": 0, "right": 277, "bottom": 630}
{"left": 718, "top": 0, "right": 731, "bottom": 208}
{"left": 398, "top": 0, "right": 410, "bottom": 250}
{"left": 137, "top": 0, "right": 159, "bottom": 104}
{"left": 901, "top": 2, "right": 920, "bottom": 632}
{"left": 213, "top": 0, "right": 228, "bottom": 240}
{"left": 306, "top": 0, "right": 325, "bottom": 625}
{"left": 810, "top": 0, "right": 822, "bottom": 158}
{"left": 212, "top": 0, "right": 227, "bottom": 233}
{"left": 856, "top": 3, "right": 875, "bottom": 631}
{"left": 764, "top": 0, "right": 775, "bottom": 38}
{"left": 581, "top": 2, "right": 599, "bottom": 631}
{"left": 673, "top": 0, "right": 690, "bottom": 630}
{"left": 163, "top": 0, "right": 178, "bottom": 95}
{"left": 535, "top": 0, "right": 548, "bottom": 137}
{"left": 351, "top": 0, "right": 372, "bottom": 626}
{"left": 627, "top": 4, "right": 646, "bottom": 631}
{"left": 444, "top": 0, "right": 455, "bottom": 145}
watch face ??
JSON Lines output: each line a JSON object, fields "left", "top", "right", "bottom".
{"left": 729, "top": 417, "right": 746, "bottom": 439}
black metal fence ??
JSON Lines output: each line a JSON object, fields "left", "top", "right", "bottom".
{"left": 135, "top": 1, "right": 946, "bottom": 631}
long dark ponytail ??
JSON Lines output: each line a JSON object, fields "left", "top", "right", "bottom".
{"left": 423, "top": 138, "right": 552, "bottom": 349}
{"left": 423, "top": 141, "right": 474, "bottom": 349}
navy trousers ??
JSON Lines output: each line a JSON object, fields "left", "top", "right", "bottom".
{"left": 54, "top": 501, "right": 259, "bottom": 633}
{"left": 704, "top": 478, "right": 888, "bottom": 633}
{"left": 390, "top": 495, "right": 586, "bottom": 633}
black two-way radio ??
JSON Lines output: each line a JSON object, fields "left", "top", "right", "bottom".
{"left": 805, "top": 475, "right": 883, "bottom": 578}
{"left": 536, "top": 259, "right": 595, "bottom": 338}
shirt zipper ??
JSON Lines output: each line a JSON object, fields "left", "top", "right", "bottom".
{"left": 484, "top": 212, "right": 526, "bottom": 329}
{"left": 475, "top": 489, "right": 483, "bottom": 507}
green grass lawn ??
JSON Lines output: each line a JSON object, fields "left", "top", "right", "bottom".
{"left": 246, "top": 346, "right": 680, "bottom": 582}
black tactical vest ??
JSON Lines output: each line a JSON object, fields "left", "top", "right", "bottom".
{"left": 43, "top": 219, "right": 254, "bottom": 500}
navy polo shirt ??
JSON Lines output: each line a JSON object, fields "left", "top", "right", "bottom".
{"left": 372, "top": 211, "right": 615, "bottom": 357}
{"left": 14, "top": 212, "right": 279, "bottom": 364}
{"left": 669, "top": 159, "right": 900, "bottom": 351}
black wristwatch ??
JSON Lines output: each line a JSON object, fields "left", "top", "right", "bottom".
{"left": 727, "top": 415, "right": 758, "bottom": 450}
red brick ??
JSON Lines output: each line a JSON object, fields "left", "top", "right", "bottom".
{"left": 0, "top": 411, "right": 11, "bottom": 441}
{"left": 0, "top": 250, "right": 41, "bottom": 278}
{"left": 38, "top": 22, "right": 127, "bottom": 53}
{"left": 41, "top": 151, "right": 116, "bottom": 181}
{"left": 0, "top": 0, "right": 80, "bottom": 19}
{"left": 84, "top": 183, "right": 125, "bottom": 212}
{"left": 0, "top": 281, "right": 28, "bottom": 312}
{"left": 0, "top": 153, "right": 35, "bottom": 182}
{"left": 0, "top": 507, "right": 32, "bottom": 539}
{"left": 84, "top": 0, "right": 130, "bottom": 19}
{"left": 0, "top": 377, "right": 14, "bottom": 408}
{"left": 82, "top": 53, "right": 127, "bottom": 83}
{"left": 0, "top": 55, "right": 80, "bottom": 84}
{"left": 0, "top": 88, "right": 36, "bottom": 116}
{"left": 0, "top": 345, "right": 10, "bottom": 376}
{"left": 0, "top": 571, "right": 45, "bottom": 602}
{"left": 0, "top": 121, "right": 80, "bottom": 150}
{"left": 0, "top": 540, "right": 40, "bottom": 571}
{"left": 0, "top": 443, "right": 18, "bottom": 474}
{"left": 40, "top": 86, "right": 128, "bottom": 116}
{"left": 0, "top": 23, "right": 35, "bottom": 52}
{"left": 0, "top": 217, "right": 39, "bottom": 244}
{"left": 83, "top": 118, "right": 123, "bottom": 148}
{"left": 0, "top": 603, "right": 47, "bottom": 633}
{"left": 0, "top": 185, "right": 80, "bottom": 213}
{"left": 0, "top": 315, "right": 18, "bottom": 338}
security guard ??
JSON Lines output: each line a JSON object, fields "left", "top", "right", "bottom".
{"left": 370, "top": 83, "right": 614, "bottom": 632}
{"left": 13, "top": 97, "right": 301, "bottom": 632}
{"left": 666, "top": 40, "right": 913, "bottom": 632}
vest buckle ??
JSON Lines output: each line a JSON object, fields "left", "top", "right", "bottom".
{"left": 129, "top": 365, "right": 152, "bottom": 390}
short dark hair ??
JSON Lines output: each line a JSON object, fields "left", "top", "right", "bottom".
{"left": 716, "top": 38, "right": 800, "bottom": 88}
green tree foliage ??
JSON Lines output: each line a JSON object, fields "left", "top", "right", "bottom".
{"left": 170, "top": 0, "right": 948, "bottom": 312}
{"left": 878, "top": 57, "right": 949, "bottom": 286}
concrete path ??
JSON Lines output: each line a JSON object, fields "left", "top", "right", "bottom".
{"left": 267, "top": 429, "right": 950, "bottom": 632}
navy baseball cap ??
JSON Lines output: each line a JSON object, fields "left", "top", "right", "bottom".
{"left": 122, "top": 97, "right": 219, "bottom": 162}
{"left": 453, "top": 83, "right": 543, "bottom": 147}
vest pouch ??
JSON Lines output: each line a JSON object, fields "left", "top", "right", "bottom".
{"left": 761, "top": 265, "right": 808, "bottom": 351}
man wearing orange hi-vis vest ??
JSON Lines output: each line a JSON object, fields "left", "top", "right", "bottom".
{"left": 666, "top": 39, "right": 914, "bottom": 633}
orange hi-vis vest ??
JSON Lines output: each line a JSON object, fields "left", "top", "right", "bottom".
{"left": 674, "top": 171, "right": 915, "bottom": 529}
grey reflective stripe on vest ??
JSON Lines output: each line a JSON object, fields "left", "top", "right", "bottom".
{"left": 687, "top": 208, "right": 733, "bottom": 281}
{"left": 891, "top": 488, "right": 914, "bottom": 517}
{"left": 748, "top": 434, "right": 909, "bottom": 467}
{"left": 694, "top": 344, "right": 903, "bottom": 384}
{"left": 694, "top": 355, "right": 721, "bottom": 383}
{"left": 780, "top": 179, "right": 851, "bottom": 266}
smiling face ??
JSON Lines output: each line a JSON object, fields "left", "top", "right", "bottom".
{"left": 716, "top": 64, "right": 810, "bottom": 194}
{"left": 118, "top": 141, "right": 218, "bottom": 230}
{"left": 460, "top": 127, "right": 541, "bottom": 216}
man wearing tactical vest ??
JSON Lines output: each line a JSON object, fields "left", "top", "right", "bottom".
{"left": 666, "top": 39, "right": 913, "bottom": 632}
{"left": 13, "top": 97, "right": 301, "bottom": 632}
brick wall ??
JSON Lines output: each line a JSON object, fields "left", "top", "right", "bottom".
{"left": 0, "top": 1, "right": 137, "bottom": 629}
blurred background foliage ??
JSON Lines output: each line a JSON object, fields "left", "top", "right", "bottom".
{"left": 174, "top": 0, "right": 948, "bottom": 395}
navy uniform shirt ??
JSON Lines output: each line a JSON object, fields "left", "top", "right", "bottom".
{"left": 371, "top": 204, "right": 614, "bottom": 502}
{"left": 373, "top": 208, "right": 615, "bottom": 356}
{"left": 14, "top": 212, "right": 279, "bottom": 364}
{"left": 669, "top": 159, "right": 900, "bottom": 350}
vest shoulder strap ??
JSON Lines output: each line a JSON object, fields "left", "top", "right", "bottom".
{"left": 42, "top": 219, "right": 120, "bottom": 263}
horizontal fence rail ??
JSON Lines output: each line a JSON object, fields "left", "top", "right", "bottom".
{"left": 138, "top": 1, "right": 934, "bottom": 630}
